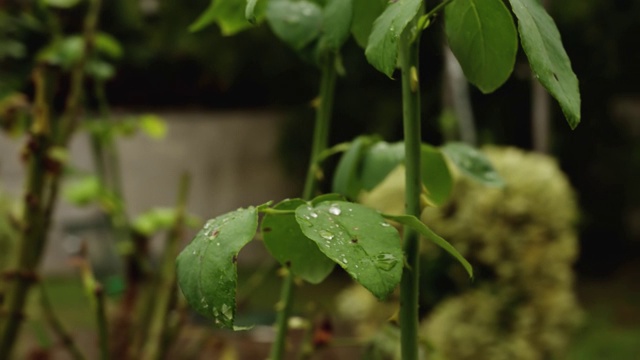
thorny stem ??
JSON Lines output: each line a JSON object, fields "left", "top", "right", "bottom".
{"left": 270, "top": 53, "right": 337, "bottom": 360}
{"left": 398, "top": 17, "right": 423, "bottom": 360}
{"left": 0, "top": 1, "right": 102, "bottom": 357}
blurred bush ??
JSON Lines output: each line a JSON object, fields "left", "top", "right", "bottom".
{"left": 337, "top": 146, "right": 582, "bottom": 359}
{"left": 421, "top": 147, "right": 582, "bottom": 359}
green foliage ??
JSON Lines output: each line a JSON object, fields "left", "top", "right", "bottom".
{"left": 177, "top": 197, "right": 409, "bottom": 327}
{"left": 421, "top": 147, "right": 582, "bottom": 359}
{"left": 441, "top": 142, "right": 505, "bottom": 187}
{"left": 190, "top": 0, "right": 265, "bottom": 35}
{"left": 262, "top": 199, "right": 334, "bottom": 284}
{"left": 265, "top": 0, "right": 323, "bottom": 50}
{"left": 508, "top": 0, "right": 581, "bottom": 129}
{"left": 176, "top": 206, "right": 260, "bottom": 328}
{"left": 382, "top": 213, "right": 472, "bottom": 278}
{"left": 444, "top": 0, "right": 518, "bottom": 93}
{"left": 332, "top": 137, "right": 500, "bottom": 206}
{"left": 132, "top": 208, "right": 200, "bottom": 237}
{"left": 364, "top": 0, "right": 423, "bottom": 77}
{"left": 317, "top": 0, "right": 353, "bottom": 52}
{"left": 350, "top": 0, "right": 386, "bottom": 48}
{"left": 420, "top": 144, "right": 453, "bottom": 206}
{"left": 296, "top": 201, "right": 403, "bottom": 299}
{"left": 43, "top": 0, "right": 82, "bottom": 9}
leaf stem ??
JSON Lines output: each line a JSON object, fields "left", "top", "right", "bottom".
{"left": 424, "top": 0, "right": 455, "bottom": 20}
{"left": 398, "top": 18, "right": 423, "bottom": 360}
{"left": 270, "top": 53, "right": 337, "bottom": 360}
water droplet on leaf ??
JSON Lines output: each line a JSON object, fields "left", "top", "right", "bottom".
{"left": 328, "top": 204, "right": 341, "bottom": 215}
{"left": 319, "top": 230, "right": 334, "bottom": 240}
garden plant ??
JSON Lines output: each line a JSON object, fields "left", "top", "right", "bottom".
{"left": 0, "top": 0, "right": 582, "bottom": 358}
{"left": 0, "top": 1, "right": 196, "bottom": 358}
{"left": 176, "top": 0, "right": 581, "bottom": 359}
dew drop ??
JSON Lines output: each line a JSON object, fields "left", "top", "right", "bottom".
{"left": 328, "top": 204, "right": 341, "bottom": 216}
{"left": 380, "top": 222, "right": 391, "bottom": 227}
{"left": 310, "top": 212, "right": 318, "bottom": 218}
{"left": 319, "top": 230, "right": 334, "bottom": 240}
{"left": 374, "top": 253, "right": 398, "bottom": 271}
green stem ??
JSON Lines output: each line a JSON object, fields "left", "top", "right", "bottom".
{"left": 398, "top": 20, "right": 423, "bottom": 360}
{"left": 302, "top": 55, "right": 338, "bottom": 199}
{"left": 0, "top": 1, "right": 102, "bottom": 356}
{"left": 140, "top": 173, "right": 190, "bottom": 360}
{"left": 270, "top": 54, "right": 337, "bottom": 360}
{"left": 40, "top": 285, "right": 86, "bottom": 360}
{"left": 94, "top": 285, "right": 110, "bottom": 360}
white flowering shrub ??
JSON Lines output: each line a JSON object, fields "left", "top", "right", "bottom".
{"left": 421, "top": 146, "right": 582, "bottom": 359}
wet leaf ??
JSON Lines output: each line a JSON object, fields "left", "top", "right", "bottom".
{"left": 508, "top": 0, "right": 581, "bottom": 129}
{"left": 383, "top": 213, "right": 473, "bottom": 278}
{"left": 296, "top": 201, "right": 403, "bottom": 299}
{"left": 365, "top": 0, "right": 423, "bottom": 77}
{"left": 176, "top": 207, "right": 259, "bottom": 328}
{"left": 262, "top": 199, "right": 334, "bottom": 284}
{"left": 441, "top": 142, "right": 504, "bottom": 187}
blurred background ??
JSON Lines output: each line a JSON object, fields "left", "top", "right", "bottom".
{"left": 1, "top": 0, "right": 639, "bottom": 358}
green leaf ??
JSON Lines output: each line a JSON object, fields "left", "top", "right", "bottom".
{"left": 43, "top": 0, "right": 81, "bottom": 8}
{"left": 266, "top": 0, "right": 323, "bottom": 50}
{"left": 132, "top": 208, "right": 200, "bottom": 236}
{"left": 444, "top": 0, "right": 517, "bottom": 93}
{"left": 365, "top": 0, "right": 423, "bottom": 77}
{"left": 296, "top": 201, "right": 403, "bottom": 299}
{"left": 95, "top": 33, "right": 123, "bottom": 59}
{"left": 262, "top": 199, "right": 334, "bottom": 284}
{"left": 361, "top": 141, "right": 404, "bottom": 190}
{"left": 137, "top": 114, "right": 167, "bottom": 139}
{"left": 318, "top": 0, "right": 353, "bottom": 52}
{"left": 332, "top": 136, "right": 370, "bottom": 199}
{"left": 86, "top": 60, "right": 115, "bottom": 81}
{"left": 311, "top": 193, "right": 347, "bottom": 206}
{"left": 245, "top": 0, "right": 260, "bottom": 23}
{"left": 176, "top": 207, "right": 259, "bottom": 328}
{"left": 190, "top": 0, "right": 260, "bottom": 35}
{"left": 440, "top": 142, "right": 504, "bottom": 187}
{"left": 421, "top": 145, "right": 453, "bottom": 206}
{"left": 382, "top": 213, "right": 473, "bottom": 278}
{"left": 508, "top": 0, "right": 581, "bottom": 129}
{"left": 351, "top": 0, "right": 387, "bottom": 48}
{"left": 64, "top": 176, "right": 102, "bottom": 206}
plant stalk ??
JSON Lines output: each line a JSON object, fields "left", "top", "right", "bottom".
{"left": 398, "top": 23, "right": 423, "bottom": 360}
{"left": 0, "top": 1, "right": 102, "bottom": 356}
{"left": 40, "top": 285, "right": 86, "bottom": 360}
{"left": 140, "top": 173, "right": 190, "bottom": 360}
{"left": 270, "top": 54, "right": 337, "bottom": 360}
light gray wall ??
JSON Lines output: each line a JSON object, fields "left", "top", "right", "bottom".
{"left": 0, "top": 110, "right": 300, "bottom": 273}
